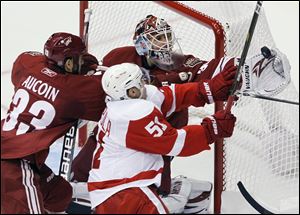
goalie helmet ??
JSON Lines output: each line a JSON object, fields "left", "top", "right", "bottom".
{"left": 102, "top": 63, "right": 149, "bottom": 101}
{"left": 44, "top": 32, "right": 86, "bottom": 74}
{"left": 133, "top": 15, "right": 184, "bottom": 70}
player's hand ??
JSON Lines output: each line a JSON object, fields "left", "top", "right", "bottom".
{"left": 201, "top": 110, "right": 236, "bottom": 144}
{"left": 80, "top": 53, "right": 99, "bottom": 75}
{"left": 199, "top": 64, "right": 237, "bottom": 103}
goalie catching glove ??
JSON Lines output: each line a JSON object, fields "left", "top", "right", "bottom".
{"left": 239, "top": 47, "right": 291, "bottom": 97}
{"left": 202, "top": 110, "right": 237, "bottom": 144}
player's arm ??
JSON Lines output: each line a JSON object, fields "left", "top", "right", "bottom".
{"left": 158, "top": 62, "right": 236, "bottom": 117}
{"left": 124, "top": 107, "right": 236, "bottom": 156}
{"left": 63, "top": 54, "right": 106, "bottom": 122}
{"left": 61, "top": 73, "right": 105, "bottom": 122}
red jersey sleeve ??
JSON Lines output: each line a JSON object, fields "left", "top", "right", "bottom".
{"left": 159, "top": 83, "right": 206, "bottom": 117}
{"left": 125, "top": 108, "right": 210, "bottom": 156}
{"left": 58, "top": 73, "right": 105, "bottom": 121}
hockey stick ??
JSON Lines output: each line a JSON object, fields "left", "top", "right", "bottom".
{"left": 225, "top": 1, "right": 263, "bottom": 113}
{"left": 241, "top": 92, "right": 299, "bottom": 105}
{"left": 59, "top": 124, "right": 78, "bottom": 180}
{"left": 82, "top": 8, "right": 92, "bottom": 45}
{"left": 237, "top": 181, "right": 274, "bottom": 214}
{"left": 58, "top": 9, "right": 93, "bottom": 181}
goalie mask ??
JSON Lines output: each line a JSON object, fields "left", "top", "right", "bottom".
{"left": 44, "top": 32, "right": 86, "bottom": 74}
{"left": 102, "top": 63, "right": 150, "bottom": 101}
{"left": 133, "top": 15, "right": 185, "bottom": 70}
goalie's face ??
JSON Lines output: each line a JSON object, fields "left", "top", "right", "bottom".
{"left": 146, "top": 30, "right": 184, "bottom": 71}
{"left": 146, "top": 28, "right": 174, "bottom": 52}
{"left": 133, "top": 15, "right": 185, "bottom": 70}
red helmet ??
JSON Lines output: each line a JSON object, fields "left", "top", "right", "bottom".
{"left": 44, "top": 32, "right": 86, "bottom": 73}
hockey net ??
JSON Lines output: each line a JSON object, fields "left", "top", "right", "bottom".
{"left": 79, "top": 1, "right": 299, "bottom": 213}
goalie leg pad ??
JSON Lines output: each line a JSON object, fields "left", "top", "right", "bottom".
{"left": 160, "top": 176, "right": 192, "bottom": 213}
{"left": 184, "top": 179, "right": 213, "bottom": 214}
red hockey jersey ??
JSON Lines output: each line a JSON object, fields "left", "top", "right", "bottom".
{"left": 1, "top": 52, "right": 106, "bottom": 161}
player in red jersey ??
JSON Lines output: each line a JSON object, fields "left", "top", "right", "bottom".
{"left": 1, "top": 32, "right": 106, "bottom": 214}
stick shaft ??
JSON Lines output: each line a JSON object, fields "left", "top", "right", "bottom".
{"left": 225, "top": 1, "right": 263, "bottom": 113}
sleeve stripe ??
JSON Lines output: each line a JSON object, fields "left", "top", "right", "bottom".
{"left": 166, "top": 84, "right": 176, "bottom": 117}
{"left": 212, "top": 56, "right": 232, "bottom": 78}
{"left": 167, "top": 129, "right": 186, "bottom": 156}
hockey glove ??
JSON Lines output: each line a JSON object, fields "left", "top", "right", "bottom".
{"left": 81, "top": 53, "right": 99, "bottom": 75}
{"left": 201, "top": 110, "right": 236, "bottom": 144}
{"left": 199, "top": 63, "right": 237, "bottom": 103}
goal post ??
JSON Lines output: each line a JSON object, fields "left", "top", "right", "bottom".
{"left": 79, "top": 2, "right": 299, "bottom": 213}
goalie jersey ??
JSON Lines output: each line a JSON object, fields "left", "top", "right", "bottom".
{"left": 88, "top": 83, "right": 211, "bottom": 208}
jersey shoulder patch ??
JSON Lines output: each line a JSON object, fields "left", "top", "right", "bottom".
{"left": 183, "top": 56, "right": 202, "bottom": 68}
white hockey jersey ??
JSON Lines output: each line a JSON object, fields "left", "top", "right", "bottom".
{"left": 88, "top": 83, "right": 211, "bottom": 208}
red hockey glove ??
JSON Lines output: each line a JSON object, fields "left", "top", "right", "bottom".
{"left": 80, "top": 53, "right": 99, "bottom": 75}
{"left": 199, "top": 64, "right": 237, "bottom": 103}
{"left": 201, "top": 110, "right": 236, "bottom": 144}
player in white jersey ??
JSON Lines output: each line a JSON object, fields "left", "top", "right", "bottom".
{"left": 88, "top": 63, "right": 237, "bottom": 214}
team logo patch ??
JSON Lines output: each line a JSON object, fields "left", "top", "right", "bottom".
{"left": 41, "top": 68, "right": 57, "bottom": 77}
{"left": 59, "top": 36, "right": 72, "bottom": 46}
{"left": 184, "top": 57, "right": 202, "bottom": 68}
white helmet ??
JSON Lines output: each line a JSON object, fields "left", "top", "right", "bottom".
{"left": 102, "top": 63, "right": 147, "bottom": 101}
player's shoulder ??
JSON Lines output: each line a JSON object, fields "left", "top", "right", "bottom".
{"left": 107, "top": 46, "right": 136, "bottom": 56}
{"left": 102, "top": 46, "right": 138, "bottom": 66}
{"left": 15, "top": 51, "right": 46, "bottom": 68}
{"left": 145, "top": 85, "right": 165, "bottom": 109}
{"left": 107, "top": 98, "right": 157, "bottom": 121}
